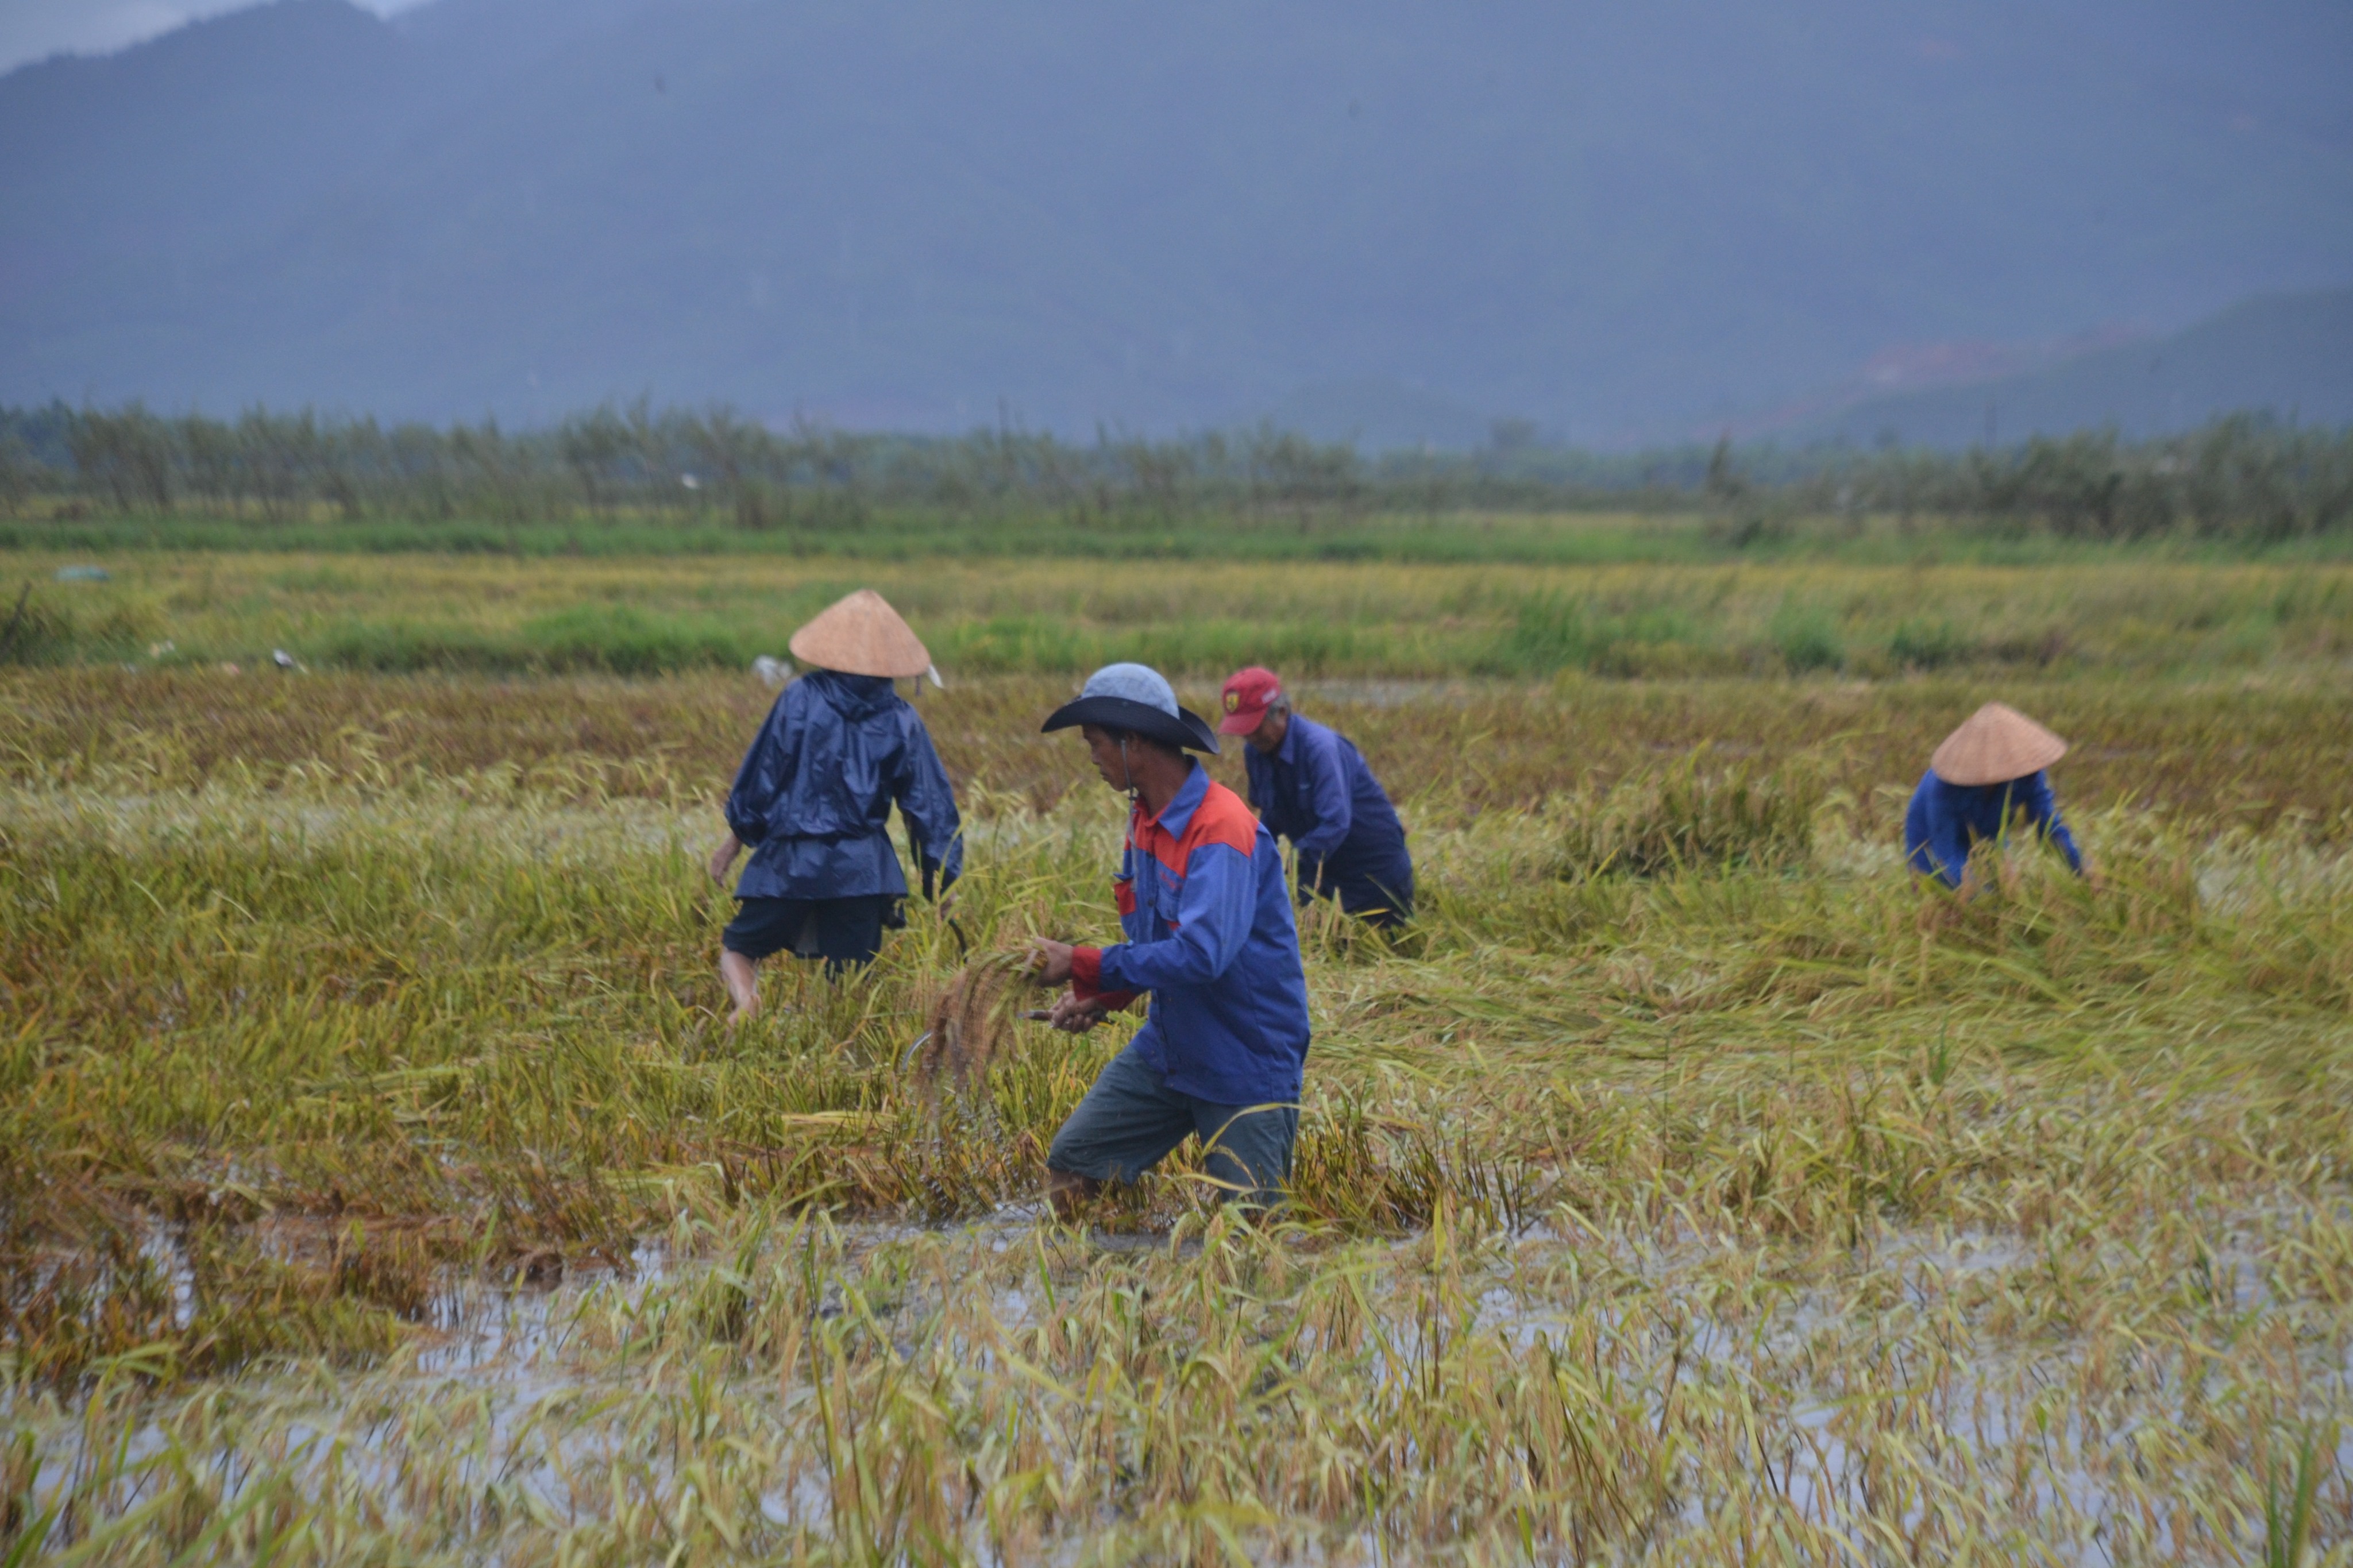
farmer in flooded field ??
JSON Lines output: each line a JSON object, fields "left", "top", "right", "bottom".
{"left": 1904, "top": 701, "right": 2096, "bottom": 891}
{"left": 708, "top": 589, "right": 962, "bottom": 1021}
{"left": 1028, "top": 663, "right": 1314, "bottom": 1217}
{"left": 1219, "top": 666, "right": 1415, "bottom": 928}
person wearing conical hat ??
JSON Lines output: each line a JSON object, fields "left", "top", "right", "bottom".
{"left": 707, "top": 590, "right": 962, "bottom": 1019}
{"left": 1024, "top": 663, "right": 1313, "bottom": 1217}
{"left": 1904, "top": 701, "right": 2089, "bottom": 890}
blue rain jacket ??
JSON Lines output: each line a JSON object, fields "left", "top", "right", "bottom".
{"left": 1071, "top": 763, "right": 1314, "bottom": 1106}
{"left": 1242, "top": 713, "right": 1413, "bottom": 901}
{"left": 1903, "top": 768, "right": 2082, "bottom": 889}
{"left": 725, "top": 671, "right": 963, "bottom": 901}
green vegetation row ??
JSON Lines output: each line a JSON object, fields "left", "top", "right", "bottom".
{"left": 5, "top": 400, "right": 2351, "bottom": 557}
{"left": 3, "top": 595, "right": 2141, "bottom": 679}
{"left": 4, "top": 553, "right": 2348, "bottom": 687}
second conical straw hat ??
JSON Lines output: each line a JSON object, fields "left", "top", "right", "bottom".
{"left": 1929, "top": 701, "right": 2068, "bottom": 786}
{"left": 788, "top": 589, "right": 932, "bottom": 679}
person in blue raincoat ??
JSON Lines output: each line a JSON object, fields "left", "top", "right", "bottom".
{"left": 707, "top": 590, "right": 961, "bottom": 1020}
{"left": 1026, "top": 664, "right": 1315, "bottom": 1216}
{"left": 1904, "top": 701, "right": 2096, "bottom": 891}
{"left": 1218, "top": 666, "right": 1414, "bottom": 928}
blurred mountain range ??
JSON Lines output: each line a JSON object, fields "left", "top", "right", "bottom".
{"left": 2, "top": 0, "right": 2348, "bottom": 445}
{"left": 1781, "top": 288, "right": 2353, "bottom": 447}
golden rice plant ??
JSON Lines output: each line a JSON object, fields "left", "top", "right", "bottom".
{"left": 911, "top": 948, "right": 1046, "bottom": 1093}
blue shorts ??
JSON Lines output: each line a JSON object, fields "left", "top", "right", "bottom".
{"left": 1047, "top": 1042, "right": 1299, "bottom": 1209}
{"left": 722, "top": 895, "right": 901, "bottom": 974}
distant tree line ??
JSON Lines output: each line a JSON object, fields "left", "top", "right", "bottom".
{"left": 2, "top": 400, "right": 2348, "bottom": 542}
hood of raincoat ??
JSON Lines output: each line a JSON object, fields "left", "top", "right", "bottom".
{"left": 812, "top": 670, "right": 900, "bottom": 723}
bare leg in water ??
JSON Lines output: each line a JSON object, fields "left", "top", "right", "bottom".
{"left": 710, "top": 833, "right": 759, "bottom": 1025}
{"left": 720, "top": 949, "right": 759, "bottom": 1025}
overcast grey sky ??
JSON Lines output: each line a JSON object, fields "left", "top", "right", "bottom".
{"left": 0, "top": 0, "right": 421, "bottom": 73}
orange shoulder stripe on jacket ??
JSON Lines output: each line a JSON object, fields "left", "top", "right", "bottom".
{"left": 1181, "top": 779, "right": 1262, "bottom": 858}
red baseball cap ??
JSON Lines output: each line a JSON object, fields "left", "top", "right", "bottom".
{"left": 1218, "top": 666, "right": 1284, "bottom": 734}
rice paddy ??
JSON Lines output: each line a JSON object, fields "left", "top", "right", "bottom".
{"left": 3, "top": 551, "right": 2351, "bottom": 1563}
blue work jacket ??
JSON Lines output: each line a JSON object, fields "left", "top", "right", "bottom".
{"left": 724, "top": 671, "right": 963, "bottom": 901}
{"left": 1071, "top": 763, "right": 1313, "bottom": 1106}
{"left": 1903, "top": 768, "right": 2083, "bottom": 889}
{"left": 1241, "top": 714, "right": 1411, "bottom": 894}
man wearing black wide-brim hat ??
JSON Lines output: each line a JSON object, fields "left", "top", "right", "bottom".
{"left": 1026, "top": 663, "right": 1313, "bottom": 1216}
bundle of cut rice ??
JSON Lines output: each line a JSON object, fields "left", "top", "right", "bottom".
{"left": 909, "top": 949, "right": 1042, "bottom": 1092}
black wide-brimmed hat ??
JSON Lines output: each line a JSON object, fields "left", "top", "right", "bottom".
{"left": 1040, "top": 662, "right": 1220, "bottom": 754}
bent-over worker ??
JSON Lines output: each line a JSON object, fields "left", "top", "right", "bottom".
{"left": 1904, "top": 701, "right": 2090, "bottom": 890}
{"left": 1028, "top": 663, "right": 1313, "bottom": 1217}
{"left": 708, "top": 589, "right": 961, "bottom": 1019}
{"left": 1219, "top": 665, "right": 1414, "bottom": 928}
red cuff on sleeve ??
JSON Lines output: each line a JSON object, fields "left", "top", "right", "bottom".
{"left": 1070, "top": 947, "right": 1139, "bottom": 1011}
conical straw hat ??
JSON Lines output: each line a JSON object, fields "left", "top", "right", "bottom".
{"left": 1929, "top": 701, "right": 2068, "bottom": 786}
{"left": 787, "top": 589, "right": 931, "bottom": 678}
